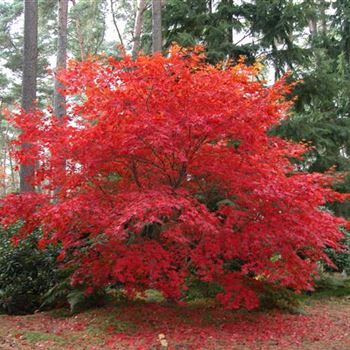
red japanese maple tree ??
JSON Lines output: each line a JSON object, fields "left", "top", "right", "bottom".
{"left": 1, "top": 46, "right": 348, "bottom": 309}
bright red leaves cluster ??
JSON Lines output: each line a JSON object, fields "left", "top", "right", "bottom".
{"left": 1, "top": 45, "right": 349, "bottom": 308}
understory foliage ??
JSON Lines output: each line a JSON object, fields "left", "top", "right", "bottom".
{"left": 0, "top": 224, "right": 59, "bottom": 314}
{"left": 1, "top": 46, "right": 349, "bottom": 309}
{"left": 324, "top": 227, "right": 350, "bottom": 274}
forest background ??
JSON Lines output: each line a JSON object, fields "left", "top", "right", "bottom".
{"left": 1, "top": 0, "right": 350, "bottom": 221}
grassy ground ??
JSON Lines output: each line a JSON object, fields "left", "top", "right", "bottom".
{"left": 0, "top": 293, "right": 349, "bottom": 350}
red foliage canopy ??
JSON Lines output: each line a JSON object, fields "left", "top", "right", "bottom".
{"left": 1, "top": 46, "right": 348, "bottom": 308}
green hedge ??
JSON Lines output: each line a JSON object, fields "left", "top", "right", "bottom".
{"left": 0, "top": 223, "right": 60, "bottom": 314}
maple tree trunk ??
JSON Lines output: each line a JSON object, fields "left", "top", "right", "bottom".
{"left": 132, "top": 0, "right": 146, "bottom": 57}
{"left": 20, "top": 0, "right": 38, "bottom": 193}
{"left": 152, "top": 0, "right": 162, "bottom": 53}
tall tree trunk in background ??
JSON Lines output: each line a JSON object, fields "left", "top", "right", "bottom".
{"left": 308, "top": 17, "right": 318, "bottom": 36}
{"left": 54, "top": 0, "right": 68, "bottom": 194}
{"left": 132, "top": 0, "right": 146, "bottom": 57}
{"left": 152, "top": 0, "right": 162, "bottom": 53}
{"left": 226, "top": 0, "right": 233, "bottom": 44}
{"left": 320, "top": 0, "right": 327, "bottom": 35}
{"left": 71, "top": 0, "right": 86, "bottom": 60}
{"left": 9, "top": 153, "right": 16, "bottom": 192}
{"left": 110, "top": 0, "right": 125, "bottom": 47}
{"left": 20, "top": 0, "right": 38, "bottom": 193}
{"left": 54, "top": 0, "right": 68, "bottom": 120}
{"left": 0, "top": 121, "right": 6, "bottom": 196}
{"left": 75, "top": 17, "right": 85, "bottom": 60}
{"left": 307, "top": 0, "right": 318, "bottom": 37}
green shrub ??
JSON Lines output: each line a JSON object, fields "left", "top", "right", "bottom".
{"left": 0, "top": 223, "right": 60, "bottom": 314}
{"left": 41, "top": 274, "right": 108, "bottom": 314}
{"left": 314, "top": 272, "right": 350, "bottom": 297}
{"left": 182, "top": 277, "right": 223, "bottom": 302}
{"left": 258, "top": 284, "right": 305, "bottom": 313}
{"left": 324, "top": 227, "right": 350, "bottom": 274}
